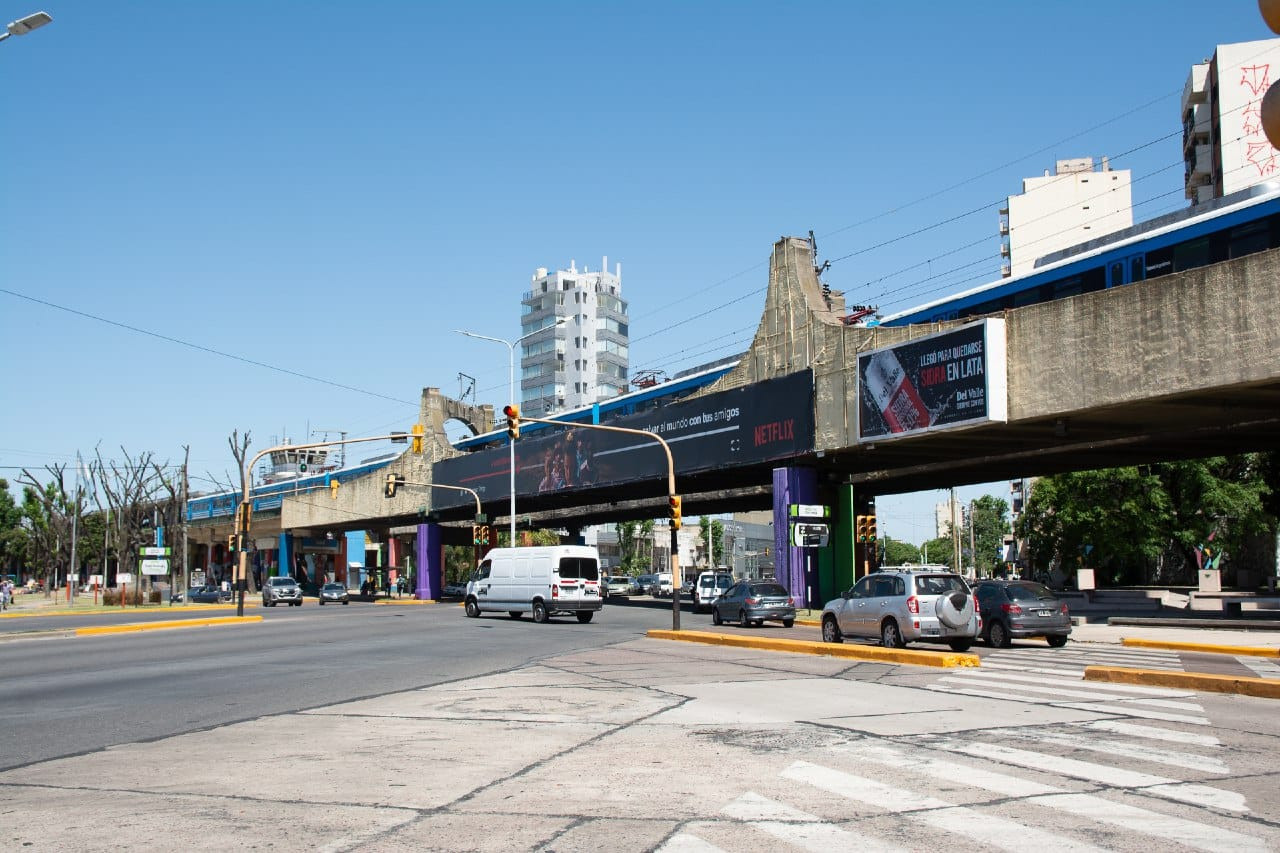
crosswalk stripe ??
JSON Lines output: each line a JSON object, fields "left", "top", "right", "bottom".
{"left": 1072, "top": 719, "right": 1221, "bottom": 746}
{"left": 936, "top": 675, "right": 1204, "bottom": 708}
{"left": 1055, "top": 700, "right": 1209, "bottom": 725}
{"left": 782, "top": 761, "right": 1110, "bottom": 853}
{"left": 847, "top": 741, "right": 1261, "bottom": 852}
{"left": 1005, "top": 729, "right": 1228, "bottom": 773}
{"left": 1237, "top": 656, "right": 1280, "bottom": 677}
{"left": 931, "top": 739, "right": 1246, "bottom": 812}
{"left": 722, "top": 794, "right": 907, "bottom": 853}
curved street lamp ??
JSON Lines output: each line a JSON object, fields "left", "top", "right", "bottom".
{"left": 0, "top": 11, "right": 52, "bottom": 43}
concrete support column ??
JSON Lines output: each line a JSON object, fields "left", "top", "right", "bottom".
{"left": 417, "top": 523, "right": 442, "bottom": 600}
{"left": 565, "top": 526, "right": 584, "bottom": 546}
{"left": 835, "top": 483, "right": 857, "bottom": 591}
{"left": 345, "top": 531, "right": 365, "bottom": 588}
{"left": 773, "top": 466, "right": 820, "bottom": 608}
{"left": 388, "top": 537, "right": 401, "bottom": 585}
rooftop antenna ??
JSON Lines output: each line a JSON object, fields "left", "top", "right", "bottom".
{"left": 310, "top": 429, "right": 348, "bottom": 469}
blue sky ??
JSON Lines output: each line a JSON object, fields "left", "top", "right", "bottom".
{"left": 2, "top": 2, "right": 1272, "bottom": 545}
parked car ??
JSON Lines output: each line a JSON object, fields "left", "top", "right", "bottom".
{"left": 820, "top": 568, "right": 980, "bottom": 652}
{"left": 652, "top": 572, "right": 674, "bottom": 597}
{"left": 636, "top": 574, "right": 658, "bottom": 596}
{"left": 187, "top": 585, "right": 229, "bottom": 604}
{"left": 711, "top": 581, "right": 796, "bottom": 628}
{"left": 604, "top": 576, "right": 635, "bottom": 597}
{"left": 442, "top": 580, "right": 468, "bottom": 598}
{"left": 262, "top": 576, "right": 303, "bottom": 607}
{"left": 693, "top": 571, "right": 734, "bottom": 612}
{"left": 974, "top": 579, "right": 1071, "bottom": 647}
{"left": 318, "top": 582, "right": 350, "bottom": 605}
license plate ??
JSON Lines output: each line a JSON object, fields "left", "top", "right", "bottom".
{"left": 586, "top": 589, "right": 597, "bottom": 596}
{"left": 921, "top": 627, "right": 940, "bottom": 636}
{"left": 1038, "top": 610, "right": 1053, "bottom": 617}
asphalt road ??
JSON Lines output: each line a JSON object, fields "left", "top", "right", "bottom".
{"left": 0, "top": 597, "right": 677, "bottom": 771}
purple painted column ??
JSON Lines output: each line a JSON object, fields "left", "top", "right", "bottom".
{"left": 773, "top": 466, "right": 820, "bottom": 608}
{"left": 416, "top": 522, "right": 442, "bottom": 600}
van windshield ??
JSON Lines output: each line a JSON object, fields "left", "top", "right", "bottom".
{"left": 558, "top": 557, "right": 599, "bottom": 581}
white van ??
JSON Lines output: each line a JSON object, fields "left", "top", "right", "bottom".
{"left": 464, "top": 545, "right": 603, "bottom": 623}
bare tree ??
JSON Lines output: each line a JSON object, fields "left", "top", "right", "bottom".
{"left": 151, "top": 446, "right": 189, "bottom": 598}
{"left": 17, "top": 463, "right": 74, "bottom": 595}
{"left": 94, "top": 446, "right": 170, "bottom": 588}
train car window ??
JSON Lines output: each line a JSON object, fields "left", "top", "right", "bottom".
{"left": 1081, "top": 267, "right": 1106, "bottom": 293}
{"left": 1229, "top": 221, "right": 1270, "bottom": 258}
{"left": 1144, "top": 246, "right": 1174, "bottom": 278}
{"left": 1052, "top": 276, "right": 1083, "bottom": 299}
{"left": 1172, "top": 237, "right": 1210, "bottom": 272}
{"left": 1107, "top": 261, "right": 1124, "bottom": 287}
{"left": 1130, "top": 256, "right": 1145, "bottom": 282}
{"left": 1013, "top": 287, "right": 1040, "bottom": 307}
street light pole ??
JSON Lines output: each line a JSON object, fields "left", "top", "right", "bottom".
{"left": 456, "top": 320, "right": 564, "bottom": 547}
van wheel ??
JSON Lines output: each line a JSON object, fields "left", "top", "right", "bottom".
{"left": 532, "top": 600, "right": 548, "bottom": 623}
{"left": 464, "top": 598, "right": 479, "bottom": 618}
{"left": 576, "top": 611, "right": 593, "bottom": 623}
{"left": 508, "top": 611, "right": 522, "bottom": 619}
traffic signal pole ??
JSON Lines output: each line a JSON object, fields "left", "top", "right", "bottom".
{"left": 517, "top": 414, "right": 684, "bottom": 630}
{"left": 234, "top": 431, "right": 423, "bottom": 617}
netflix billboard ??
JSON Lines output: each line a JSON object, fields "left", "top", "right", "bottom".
{"left": 857, "top": 318, "right": 1007, "bottom": 442}
{"left": 432, "top": 370, "right": 814, "bottom": 508}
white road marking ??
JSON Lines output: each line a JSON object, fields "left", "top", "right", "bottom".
{"left": 1055, "top": 701, "right": 1209, "bottom": 725}
{"left": 782, "top": 761, "right": 1110, "bottom": 853}
{"left": 1071, "top": 718, "right": 1220, "bottom": 746}
{"left": 1237, "top": 656, "right": 1280, "bottom": 678}
{"left": 657, "top": 832, "right": 727, "bottom": 853}
{"left": 931, "top": 739, "right": 1246, "bottom": 812}
{"left": 948, "top": 667, "right": 1197, "bottom": 697}
{"left": 1005, "top": 729, "right": 1228, "bottom": 773}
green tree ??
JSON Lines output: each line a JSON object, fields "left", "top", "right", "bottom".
{"left": 919, "top": 537, "right": 955, "bottom": 569}
{"left": 1017, "top": 456, "right": 1273, "bottom": 585}
{"left": 0, "top": 479, "right": 30, "bottom": 574}
{"left": 881, "top": 537, "right": 920, "bottom": 565}
{"left": 615, "top": 519, "right": 654, "bottom": 573}
{"left": 698, "top": 516, "right": 724, "bottom": 567}
{"left": 967, "top": 495, "right": 1010, "bottom": 577}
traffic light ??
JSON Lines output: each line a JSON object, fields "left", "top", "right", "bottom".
{"left": 866, "top": 514, "right": 877, "bottom": 543}
{"left": 326, "top": 473, "right": 339, "bottom": 499}
{"left": 480, "top": 525, "right": 490, "bottom": 546}
{"left": 668, "top": 494, "right": 682, "bottom": 529}
{"left": 472, "top": 524, "right": 481, "bottom": 545}
{"left": 503, "top": 404, "right": 520, "bottom": 439}
{"left": 226, "top": 534, "right": 237, "bottom": 554}
{"left": 856, "top": 515, "right": 868, "bottom": 543}
{"left": 411, "top": 423, "right": 424, "bottom": 454}
{"left": 384, "top": 473, "right": 406, "bottom": 498}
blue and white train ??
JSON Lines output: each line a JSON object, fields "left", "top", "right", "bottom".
{"left": 878, "top": 181, "right": 1280, "bottom": 326}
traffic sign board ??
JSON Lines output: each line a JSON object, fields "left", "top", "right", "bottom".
{"left": 139, "top": 546, "right": 171, "bottom": 556}
{"left": 140, "top": 559, "right": 169, "bottom": 575}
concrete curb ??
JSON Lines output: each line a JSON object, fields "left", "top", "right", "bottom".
{"left": 75, "top": 616, "right": 263, "bottom": 636}
{"left": 647, "top": 629, "right": 980, "bottom": 668}
{"left": 1122, "top": 637, "right": 1280, "bottom": 657}
{"left": 1084, "top": 665, "right": 1280, "bottom": 699}
{"left": 373, "top": 599, "right": 436, "bottom": 605}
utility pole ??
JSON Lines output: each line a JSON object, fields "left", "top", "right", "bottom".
{"left": 950, "top": 487, "right": 961, "bottom": 572}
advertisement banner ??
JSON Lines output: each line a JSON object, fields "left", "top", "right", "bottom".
{"left": 857, "top": 319, "right": 1007, "bottom": 442}
{"left": 432, "top": 370, "right": 814, "bottom": 508}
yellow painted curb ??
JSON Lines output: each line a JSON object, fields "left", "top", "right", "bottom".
{"left": 796, "top": 619, "right": 820, "bottom": 627}
{"left": 1121, "top": 638, "right": 1280, "bottom": 658}
{"left": 0, "top": 602, "right": 257, "bottom": 619}
{"left": 1084, "top": 665, "right": 1280, "bottom": 699}
{"left": 374, "top": 599, "right": 436, "bottom": 605}
{"left": 647, "top": 629, "right": 980, "bottom": 668}
{"left": 75, "top": 616, "right": 263, "bottom": 636}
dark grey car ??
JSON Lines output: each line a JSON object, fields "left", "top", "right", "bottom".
{"left": 711, "top": 581, "right": 796, "bottom": 628}
{"left": 974, "top": 580, "right": 1071, "bottom": 647}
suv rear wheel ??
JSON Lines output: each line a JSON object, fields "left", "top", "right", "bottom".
{"left": 881, "top": 618, "right": 905, "bottom": 649}
{"left": 948, "top": 639, "right": 972, "bottom": 652}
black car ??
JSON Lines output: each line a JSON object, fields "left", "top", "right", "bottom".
{"left": 974, "top": 580, "right": 1072, "bottom": 647}
{"left": 710, "top": 580, "right": 796, "bottom": 628}
{"left": 187, "top": 585, "right": 230, "bottom": 604}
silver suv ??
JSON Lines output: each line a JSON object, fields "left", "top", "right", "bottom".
{"left": 820, "top": 569, "right": 979, "bottom": 652}
{"left": 262, "top": 576, "right": 303, "bottom": 607}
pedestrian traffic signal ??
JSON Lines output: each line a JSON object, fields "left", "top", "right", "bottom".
{"left": 503, "top": 404, "right": 520, "bottom": 439}
{"left": 866, "top": 514, "right": 877, "bottom": 543}
{"left": 668, "top": 494, "right": 682, "bottom": 529}
{"left": 384, "top": 473, "right": 406, "bottom": 498}
{"left": 411, "top": 423, "right": 424, "bottom": 454}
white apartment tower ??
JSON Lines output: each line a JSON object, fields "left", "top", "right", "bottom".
{"left": 1183, "top": 38, "right": 1280, "bottom": 204}
{"left": 999, "top": 158, "right": 1133, "bottom": 278}
{"left": 520, "top": 257, "right": 629, "bottom": 413}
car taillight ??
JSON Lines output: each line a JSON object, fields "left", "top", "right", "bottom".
{"left": 552, "top": 585, "right": 559, "bottom": 598}
{"left": 973, "top": 594, "right": 979, "bottom": 614}
{"left": 787, "top": 597, "right": 794, "bottom": 606}
{"left": 907, "top": 596, "right": 919, "bottom": 614}
{"left": 1060, "top": 603, "right": 1069, "bottom": 614}
{"left": 746, "top": 597, "right": 760, "bottom": 605}
{"left": 1001, "top": 603, "right": 1023, "bottom": 615}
